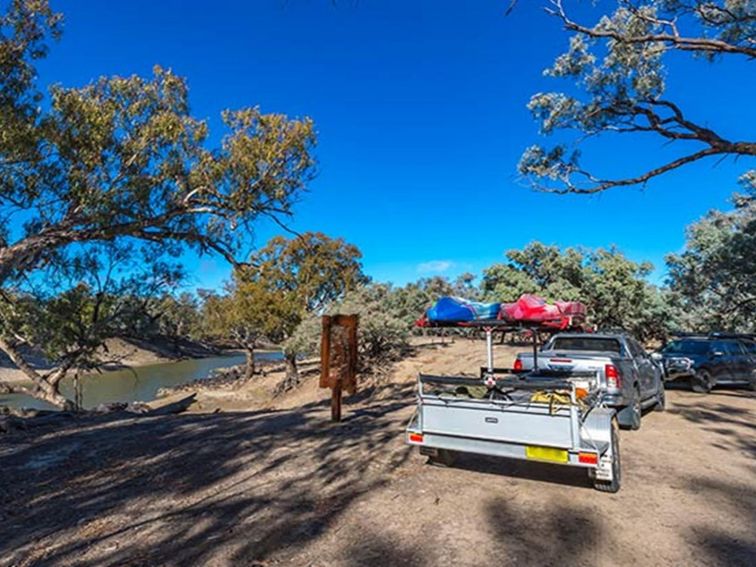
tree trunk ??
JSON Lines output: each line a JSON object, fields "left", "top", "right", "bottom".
{"left": 282, "top": 354, "right": 299, "bottom": 390}
{"left": 244, "top": 347, "right": 256, "bottom": 379}
{"left": 1, "top": 380, "right": 74, "bottom": 411}
{"left": 0, "top": 337, "right": 75, "bottom": 411}
{"left": 35, "top": 384, "right": 75, "bottom": 411}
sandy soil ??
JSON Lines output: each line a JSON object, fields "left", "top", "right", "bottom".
{"left": 0, "top": 339, "right": 754, "bottom": 566}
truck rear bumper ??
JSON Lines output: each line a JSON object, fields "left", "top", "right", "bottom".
{"left": 601, "top": 393, "right": 629, "bottom": 408}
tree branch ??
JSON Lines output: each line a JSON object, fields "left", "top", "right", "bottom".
{"left": 547, "top": 0, "right": 756, "bottom": 58}
{"left": 544, "top": 147, "right": 724, "bottom": 194}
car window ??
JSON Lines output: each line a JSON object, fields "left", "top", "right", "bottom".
{"left": 725, "top": 341, "right": 744, "bottom": 355}
{"left": 708, "top": 341, "right": 729, "bottom": 354}
{"left": 741, "top": 341, "right": 756, "bottom": 354}
{"left": 550, "top": 337, "right": 622, "bottom": 354}
{"left": 662, "top": 340, "right": 710, "bottom": 355}
{"left": 627, "top": 339, "right": 644, "bottom": 357}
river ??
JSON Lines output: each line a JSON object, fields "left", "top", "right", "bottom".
{"left": 0, "top": 351, "right": 283, "bottom": 411}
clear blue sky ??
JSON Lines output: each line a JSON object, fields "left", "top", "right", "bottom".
{"left": 35, "top": 1, "right": 756, "bottom": 290}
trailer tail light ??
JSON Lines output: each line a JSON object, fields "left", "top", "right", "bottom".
{"left": 408, "top": 433, "right": 424, "bottom": 444}
{"left": 578, "top": 452, "right": 598, "bottom": 465}
{"left": 513, "top": 358, "right": 524, "bottom": 372}
{"left": 605, "top": 364, "right": 622, "bottom": 389}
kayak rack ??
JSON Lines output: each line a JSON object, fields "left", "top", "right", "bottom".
{"left": 420, "top": 320, "right": 583, "bottom": 375}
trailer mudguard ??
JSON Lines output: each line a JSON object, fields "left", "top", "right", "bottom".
{"left": 581, "top": 407, "right": 615, "bottom": 453}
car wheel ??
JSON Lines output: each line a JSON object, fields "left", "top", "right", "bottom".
{"left": 691, "top": 370, "right": 714, "bottom": 394}
{"left": 655, "top": 385, "right": 666, "bottom": 411}
{"left": 629, "top": 388, "right": 642, "bottom": 430}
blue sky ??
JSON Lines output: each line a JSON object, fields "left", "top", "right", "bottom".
{"left": 34, "top": 1, "right": 756, "bottom": 290}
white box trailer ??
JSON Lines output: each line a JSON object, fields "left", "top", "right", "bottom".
{"left": 406, "top": 323, "right": 621, "bottom": 492}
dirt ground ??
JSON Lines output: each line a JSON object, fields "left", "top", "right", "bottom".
{"left": 1, "top": 339, "right": 754, "bottom": 566}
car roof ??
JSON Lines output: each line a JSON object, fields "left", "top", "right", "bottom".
{"left": 671, "top": 337, "right": 738, "bottom": 343}
{"left": 551, "top": 333, "right": 626, "bottom": 340}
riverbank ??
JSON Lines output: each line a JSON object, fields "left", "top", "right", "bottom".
{"left": 0, "top": 336, "right": 222, "bottom": 388}
{"left": 162, "top": 356, "right": 322, "bottom": 413}
{"left": 0, "top": 338, "right": 285, "bottom": 411}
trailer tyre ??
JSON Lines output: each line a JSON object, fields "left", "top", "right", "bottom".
{"left": 594, "top": 418, "right": 621, "bottom": 494}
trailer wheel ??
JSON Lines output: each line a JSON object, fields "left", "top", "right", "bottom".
{"left": 594, "top": 418, "right": 621, "bottom": 493}
{"left": 428, "top": 449, "right": 456, "bottom": 468}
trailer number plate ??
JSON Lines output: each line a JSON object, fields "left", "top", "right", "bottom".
{"left": 525, "top": 446, "right": 569, "bottom": 463}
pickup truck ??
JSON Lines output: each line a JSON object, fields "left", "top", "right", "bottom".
{"left": 515, "top": 332, "right": 665, "bottom": 430}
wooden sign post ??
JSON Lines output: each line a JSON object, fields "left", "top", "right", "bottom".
{"left": 320, "top": 314, "right": 359, "bottom": 422}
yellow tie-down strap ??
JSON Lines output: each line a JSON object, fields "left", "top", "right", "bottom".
{"left": 530, "top": 390, "right": 583, "bottom": 415}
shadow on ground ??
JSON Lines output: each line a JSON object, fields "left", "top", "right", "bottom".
{"left": 684, "top": 475, "right": 756, "bottom": 567}
{"left": 438, "top": 451, "right": 593, "bottom": 490}
{"left": 667, "top": 389, "right": 756, "bottom": 458}
{"left": 0, "top": 382, "right": 416, "bottom": 566}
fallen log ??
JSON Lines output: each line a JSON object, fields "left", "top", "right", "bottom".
{"left": 145, "top": 393, "right": 197, "bottom": 416}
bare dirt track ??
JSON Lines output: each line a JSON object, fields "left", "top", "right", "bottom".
{"left": 1, "top": 340, "right": 754, "bottom": 567}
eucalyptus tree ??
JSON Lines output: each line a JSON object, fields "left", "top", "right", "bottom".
{"left": 235, "top": 232, "right": 366, "bottom": 390}
{"left": 667, "top": 174, "right": 756, "bottom": 331}
{"left": 481, "top": 241, "right": 674, "bottom": 339}
{"left": 520, "top": 0, "right": 755, "bottom": 193}
{"left": 0, "top": 1, "right": 316, "bottom": 407}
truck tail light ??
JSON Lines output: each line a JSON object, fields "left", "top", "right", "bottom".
{"left": 408, "top": 433, "right": 424, "bottom": 444}
{"left": 605, "top": 364, "right": 622, "bottom": 389}
{"left": 513, "top": 358, "right": 523, "bottom": 372}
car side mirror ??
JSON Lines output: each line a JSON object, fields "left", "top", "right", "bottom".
{"left": 650, "top": 352, "right": 662, "bottom": 361}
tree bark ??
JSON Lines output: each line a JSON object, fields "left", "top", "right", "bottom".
{"left": 0, "top": 337, "right": 75, "bottom": 411}
{"left": 0, "top": 379, "right": 74, "bottom": 411}
{"left": 33, "top": 384, "right": 74, "bottom": 411}
{"left": 244, "top": 346, "right": 256, "bottom": 379}
{"left": 283, "top": 353, "right": 299, "bottom": 390}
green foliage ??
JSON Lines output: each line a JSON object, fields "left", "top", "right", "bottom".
{"left": 201, "top": 233, "right": 366, "bottom": 383}
{"left": 331, "top": 284, "right": 410, "bottom": 362}
{"left": 0, "top": 1, "right": 317, "bottom": 406}
{"left": 154, "top": 292, "right": 202, "bottom": 341}
{"left": 666, "top": 173, "right": 756, "bottom": 331}
{"left": 0, "top": 244, "right": 184, "bottom": 379}
{"left": 481, "top": 241, "right": 674, "bottom": 340}
{"left": 249, "top": 232, "right": 367, "bottom": 317}
{"left": 520, "top": 1, "right": 756, "bottom": 193}
{"left": 581, "top": 248, "right": 672, "bottom": 340}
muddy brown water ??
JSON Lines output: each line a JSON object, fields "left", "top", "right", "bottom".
{"left": 0, "top": 351, "right": 282, "bottom": 410}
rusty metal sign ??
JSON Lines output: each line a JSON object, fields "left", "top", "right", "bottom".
{"left": 320, "top": 314, "right": 359, "bottom": 421}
